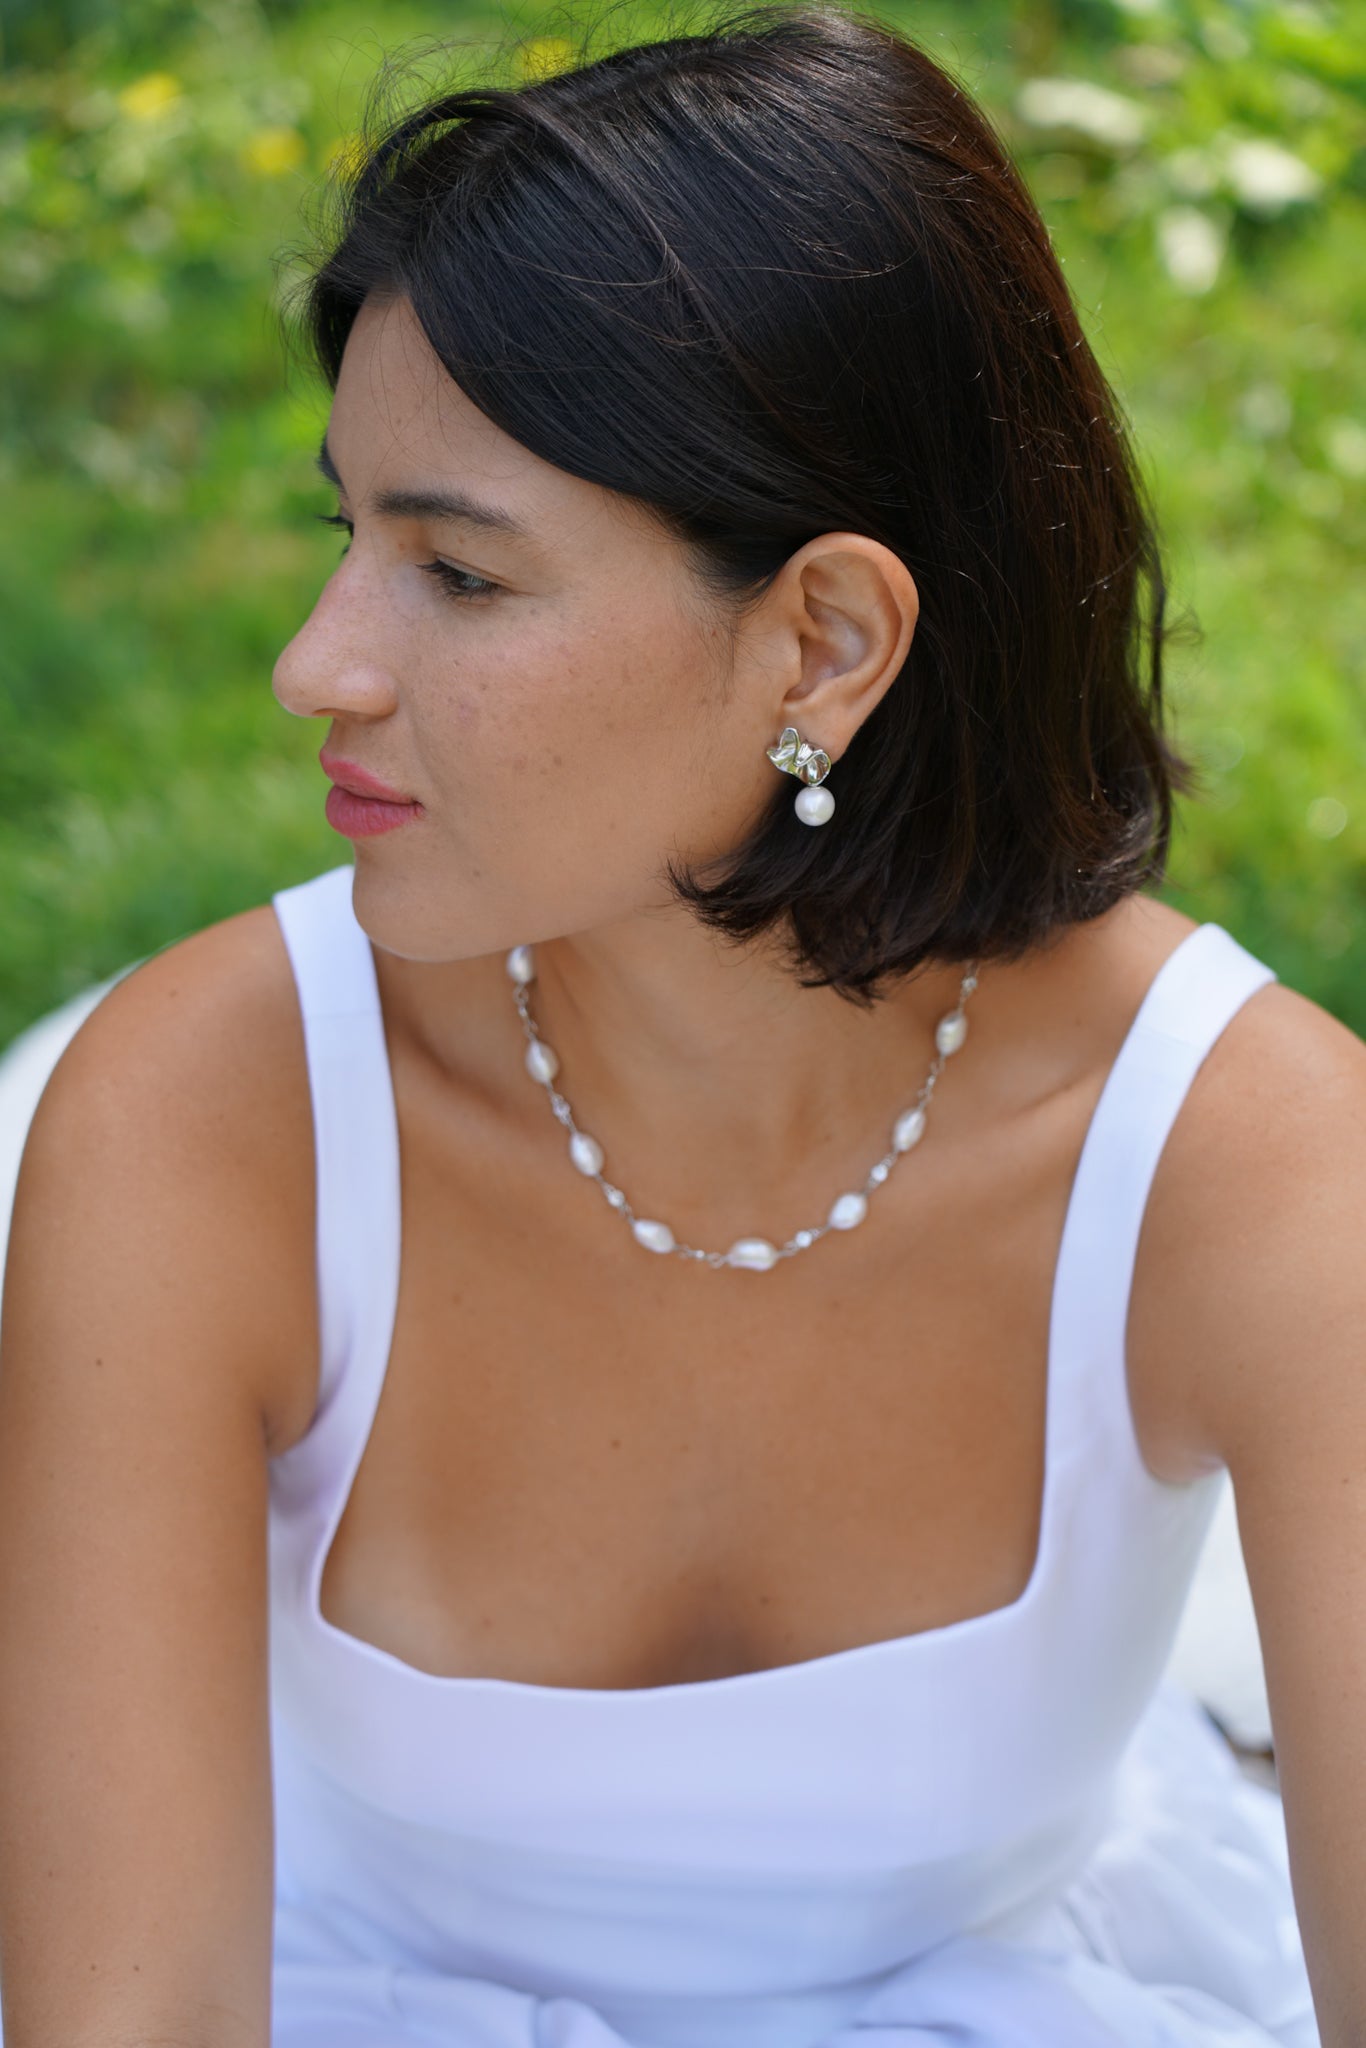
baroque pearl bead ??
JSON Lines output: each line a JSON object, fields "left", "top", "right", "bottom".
{"left": 507, "top": 936, "right": 980, "bottom": 1271}
{"left": 794, "top": 784, "right": 835, "bottom": 826}
{"left": 569, "top": 1131, "right": 604, "bottom": 1176}
{"left": 525, "top": 1039, "right": 559, "bottom": 1084}
{"left": 726, "top": 1236, "right": 779, "bottom": 1270}
{"left": 935, "top": 1009, "right": 968, "bottom": 1057}
{"left": 893, "top": 1105, "right": 926, "bottom": 1152}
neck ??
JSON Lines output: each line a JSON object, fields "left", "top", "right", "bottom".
{"left": 502, "top": 904, "right": 975, "bottom": 1213}
{"left": 374, "top": 894, "right": 1150, "bottom": 1252}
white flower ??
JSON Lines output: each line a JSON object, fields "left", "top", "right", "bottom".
{"left": 1324, "top": 418, "right": 1366, "bottom": 480}
{"left": 1306, "top": 798, "right": 1348, "bottom": 841}
{"left": 1015, "top": 78, "right": 1149, "bottom": 151}
{"left": 1165, "top": 147, "right": 1217, "bottom": 198}
{"left": 1237, "top": 383, "right": 1292, "bottom": 439}
{"left": 1201, "top": 18, "right": 1250, "bottom": 61}
{"left": 1224, "top": 140, "right": 1322, "bottom": 214}
{"left": 1156, "top": 207, "right": 1225, "bottom": 293}
{"left": 1117, "top": 41, "right": 1186, "bottom": 85}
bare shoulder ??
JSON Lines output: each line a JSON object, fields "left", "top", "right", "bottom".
{"left": 1127, "top": 961, "right": 1366, "bottom": 2016}
{"left": 1128, "top": 953, "right": 1366, "bottom": 1478}
{"left": 13, "top": 895, "right": 319, "bottom": 1452}
{"left": 0, "top": 898, "right": 312, "bottom": 2030}
{"left": 28, "top": 894, "right": 313, "bottom": 1201}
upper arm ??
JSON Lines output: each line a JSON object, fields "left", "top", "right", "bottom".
{"left": 1135, "top": 982, "right": 1366, "bottom": 2045}
{"left": 0, "top": 906, "right": 314, "bottom": 2046}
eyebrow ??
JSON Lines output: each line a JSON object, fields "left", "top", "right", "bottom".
{"left": 315, "top": 433, "right": 534, "bottom": 543}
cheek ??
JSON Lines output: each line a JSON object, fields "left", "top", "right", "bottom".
{"left": 366, "top": 610, "right": 739, "bottom": 956}
{"left": 414, "top": 599, "right": 725, "bottom": 911}
{"left": 488, "top": 610, "right": 701, "bottom": 784}
{"left": 451, "top": 686, "right": 483, "bottom": 736}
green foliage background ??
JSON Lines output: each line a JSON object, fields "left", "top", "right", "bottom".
{"left": 1, "top": 0, "right": 1363, "bottom": 1048}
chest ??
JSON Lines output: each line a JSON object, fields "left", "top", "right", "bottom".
{"left": 295, "top": 1050, "right": 1172, "bottom": 1692}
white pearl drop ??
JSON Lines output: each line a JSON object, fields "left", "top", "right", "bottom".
{"left": 868, "top": 1161, "right": 890, "bottom": 1185}
{"left": 893, "top": 1105, "right": 927, "bottom": 1152}
{"left": 794, "top": 785, "right": 835, "bottom": 826}
{"left": 632, "top": 1218, "right": 675, "bottom": 1254}
{"left": 569, "top": 1131, "right": 604, "bottom": 1176}
{"left": 935, "top": 1010, "right": 968, "bottom": 1056}
{"left": 828, "top": 1191, "right": 868, "bottom": 1231}
{"left": 726, "top": 1236, "right": 779, "bottom": 1271}
{"left": 506, "top": 944, "right": 534, "bottom": 985}
{"left": 525, "top": 1039, "right": 559, "bottom": 1084}
{"left": 793, "top": 1229, "right": 815, "bottom": 1249}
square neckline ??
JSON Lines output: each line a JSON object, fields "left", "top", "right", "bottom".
{"left": 297, "top": 895, "right": 1214, "bottom": 1704}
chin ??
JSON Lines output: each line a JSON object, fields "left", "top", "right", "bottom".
{"left": 346, "top": 857, "right": 476, "bottom": 964}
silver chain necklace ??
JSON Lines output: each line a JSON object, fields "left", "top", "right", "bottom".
{"left": 505, "top": 944, "right": 980, "bottom": 1272}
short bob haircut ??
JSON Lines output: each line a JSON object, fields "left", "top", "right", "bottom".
{"left": 287, "top": 0, "right": 1192, "bottom": 1005}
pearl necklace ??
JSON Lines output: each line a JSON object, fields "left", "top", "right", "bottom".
{"left": 505, "top": 944, "right": 980, "bottom": 1271}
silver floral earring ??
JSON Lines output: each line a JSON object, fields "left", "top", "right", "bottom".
{"left": 767, "top": 725, "right": 835, "bottom": 825}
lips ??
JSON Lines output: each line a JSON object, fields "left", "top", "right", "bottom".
{"left": 318, "top": 748, "right": 425, "bottom": 840}
{"left": 318, "top": 749, "right": 417, "bottom": 805}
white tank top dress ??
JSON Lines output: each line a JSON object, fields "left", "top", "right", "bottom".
{"left": 260, "top": 861, "right": 1320, "bottom": 2048}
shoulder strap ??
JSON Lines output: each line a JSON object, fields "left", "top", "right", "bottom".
{"left": 1049, "top": 924, "right": 1277, "bottom": 1460}
{"left": 270, "top": 863, "right": 402, "bottom": 1439}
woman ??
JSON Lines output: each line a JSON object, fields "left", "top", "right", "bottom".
{"left": 1, "top": 4, "right": 1362, "bottom": 2041}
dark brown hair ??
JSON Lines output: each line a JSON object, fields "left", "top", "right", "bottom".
{"left": 285, "top": 0, "right": 1192, "bottom": 1005}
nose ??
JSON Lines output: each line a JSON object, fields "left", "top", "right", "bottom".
{"left": 272, "top": 557, "right": 402, "bottom": 724}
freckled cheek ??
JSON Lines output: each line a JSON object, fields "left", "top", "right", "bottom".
{"left": 416, "top": 684, "right": 484, "bottom": 779}
{"left": 432, "top": 673, "right": 573, "bottom": 814}
{"left": 451, "top": 689, "right": 482, "bottom": 735}
{"left": 437, "top": 624, "right": 692, "bottom": 830}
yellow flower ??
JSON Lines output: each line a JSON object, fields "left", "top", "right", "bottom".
{"left": 242, "top": 127, "right": 307, "bottom": 177}
{"left": 516, "top": 35, "right": 574, "bottom": 80}
{"left": 117, "top": 72, "right": 182, "bottom": 122}
{"left": 322, "top": 133, "right": 367, "bottom": 182}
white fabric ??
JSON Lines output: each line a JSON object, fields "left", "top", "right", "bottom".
{"left": 0, "top": 967, "right": 135, "bottom": 1259}
{"left": 262, "top": 864, "right": 1317, "bottom": 2046}
{"left": 0, "top": 925, "right": 1278, "bottom": 1752}
{"left": 0, "top": 867, "right": 1314, "bottom": 2041}
{"left": 1167, "top": 1481, "right": 1272, "bottom": 1751}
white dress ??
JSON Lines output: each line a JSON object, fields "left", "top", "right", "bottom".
{"left": 0, "top": 862, "right": 1319, "bottom": 2046}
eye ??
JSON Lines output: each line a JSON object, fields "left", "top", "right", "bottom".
{"left": 315, "top": 510, "right": 352, "bottom": 552}
{"left": 418, "top": 560, "right": 501, "bottom": 602}
{"left": 312, "top": 511, "right": 500, "bottom": 603}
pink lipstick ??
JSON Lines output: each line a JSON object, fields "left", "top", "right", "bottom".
{"left": 319, "top": 751, "right": 424, "bottom": 838}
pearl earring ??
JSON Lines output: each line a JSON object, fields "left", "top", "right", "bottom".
{"left": 766, "top": 725, "right": 835, "bottom": 825}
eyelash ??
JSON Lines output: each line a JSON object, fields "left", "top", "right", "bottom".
{"left": 313, "top": 512, "right": 500, "bottom": 602}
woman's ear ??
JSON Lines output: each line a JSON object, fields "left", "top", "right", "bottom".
{"left": 769, "top": 533, "right": 919, "bottom": 760}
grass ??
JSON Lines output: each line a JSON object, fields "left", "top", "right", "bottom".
{"left": 1, "top": 0, "right": 1362, "bottom": 1045}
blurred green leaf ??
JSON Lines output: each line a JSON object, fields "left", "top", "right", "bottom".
{"left": 1, "top": 0, "right": 1363, "bottom": 1043}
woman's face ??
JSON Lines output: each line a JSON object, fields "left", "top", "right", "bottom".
{"left": 273, "top": 291, "right": 784, "bottom": 963}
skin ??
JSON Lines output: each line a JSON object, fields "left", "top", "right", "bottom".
{"left": 272, "top": 289, "right": 975, "bottom": 1188}
{"left": 2, "top": 284, "right": 1365, "bottom": 2041}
